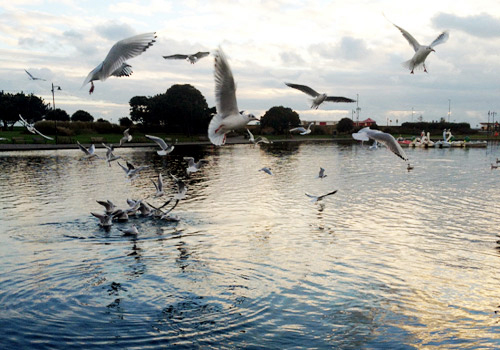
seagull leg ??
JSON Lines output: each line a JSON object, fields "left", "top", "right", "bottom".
{"left": 89, "top": 81, "right": 95, "bottom": 94}
{"left": 423, "top": 64, "right": 428, "bottom": 73}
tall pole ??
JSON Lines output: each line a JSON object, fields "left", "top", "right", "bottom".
{"left": 411, "top": 107, "right": 414, "bottom": 122}
{"left": 356, "top": 94, "right": 360, "bottom": 127}
{"left": 51, "top": 83, "right": 61, "bottom": 144}
{"left": 448, "top": 99, "right": 451, "bottom": 123}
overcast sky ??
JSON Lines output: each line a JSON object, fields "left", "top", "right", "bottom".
{"left": 1, "top": 0, "right": 499, "bottom": 127}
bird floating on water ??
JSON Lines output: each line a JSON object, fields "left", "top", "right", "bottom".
{"left": 387, "top": 17, "right": 449, "bottom": 74}
{"left": 285, "top": 82, "right": 356, "bottom": 109}
{"left": 163, "top": 51, "right": 210, "bottom": 64}
{"left": 407, "top": 163, "right": 414, "bottom": 172}
{"left": 118, "top": 224, "right": 139, "bottom": 236}
{"left": 318, "top": 167, "right": 327, "bottom": 179}
{"left": 18, "top": 114, "right": 54, "bottom": 140}
{"left": 352, "top": 127, "right": 408, "bottom": 161}
{"left": 208, "top": 47, "right": 259, "bottom": 146}
{"left": 82, "top": 32, "right": 156, "bottom": 94}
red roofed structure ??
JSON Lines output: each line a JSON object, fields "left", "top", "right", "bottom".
{"left": 356, "top": 118, "right": 377, "bottom": 127}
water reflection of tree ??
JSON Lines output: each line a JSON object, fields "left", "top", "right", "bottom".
{"left": 259, "top": 142, "right": 300, "bottom": 157}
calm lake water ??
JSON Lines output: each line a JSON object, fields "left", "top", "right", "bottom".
{"left": 1, "top": 141, "right": 500, "bottom": 349}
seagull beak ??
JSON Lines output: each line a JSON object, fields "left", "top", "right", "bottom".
{"left": 431, "top": 48, "right": 435, "bottom": 52}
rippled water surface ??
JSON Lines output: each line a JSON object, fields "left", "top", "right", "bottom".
{"left": 1, "top": 141, "right": 500, "bottom": 349}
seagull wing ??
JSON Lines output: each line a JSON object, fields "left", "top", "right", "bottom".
{"left": 25, "top": 70, "right": 35, "bottom": 79}
{"left": 325, "top": 96, "right": 356, "bottom": 103}
{"left": 32, "top": 127, "right": 54, "bottom": 140}
{"left": 183, "top": 157, "right": 195, "bottom": 167}
{"left": 145, "top": 134, "right": 168, "bottom": 150}
{"left": 430, "top": 31, "right": 449, "bottom": 47}
{"left": 18, "top": 114, "right": 29, "bottom": 126}
{"left": 290, "top": 127, "right": 307, "bottom": 133}
{"left": 158, "top": 173, "right": 164, "bottom": 192}
{"left": 317, "top": 190, "right": 338, "bottom": 200}
{"left": 93, "top": 32, "right": 156, "bottom": 83}
{"left": 365, "top": 129, "right": 408, "bottom": 161}
{"left": 111, "top": 62, "right": 133, "bottom": 77}
{"left": 194, "top": 51, "right": 210, "bottom": 59}
{"left": 214, "top": 47, "right": 239, "bottom": 118}
{"left": 285, "top": 83, "right": 319, "bottom": 97}
{"left": 163, "top": 54, "right": 188, "bottom": 59}
{"left": 352, "top": 131, "right": 370, "bottom": 142}
{"left": 76, "top": 141, "right": 90, "bottom": 155}
{"left": 392, "top": 23, "right": 421, "bottom": 52}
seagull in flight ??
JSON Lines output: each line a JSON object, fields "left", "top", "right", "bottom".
{"left": 145, "top": 135, "right": 175, "bottom": 155}
{"left": 82, "top": 32, "right": 156, "bottom": 94}
{"left": 246, "top": 128, "right": 271, "bottom": 144}
{"left": 290, "top": 122, "right": 314, "bottom": 135}
{"left": 18, "top": 114, "right": 54, "bottom": 140}
{"left": 305, "top": 190, "right": 338, "bottom": 203}
{"left": 184, "top": 157, "right": 209, "bottom": 175}
{"left": 388, "top": 18, "right": 449, "bottom": 74}
{"left": 208, "top": 47, "right": 259, "bottom": 145}
{"left": 352, "top": 127, "right": 408, "bottom": 161}
{"left": 24, "top": 69, "right": 46, "bottom": 81}
{"left": 285, "top": 83, "right": 356, "bottom": 109}
{"left": 163, "top": 51, "right": 210, "bottom": 64}
{"left": 259, "top": 167, "right": 273, "bottom": 176}
{"left": 76, "top": 141, "right": 100, "bottom": 160}
{"left": 151, "top": 173, "right": 165, "bottom": 197}
{"left": 119, "top": 128, "right": 132, "bottom": 146}
{"left": 117, "top": 161, "right": 149, "bottom": 180}
{"left": 102, "top": 143, "right": 121, "bottom": 166}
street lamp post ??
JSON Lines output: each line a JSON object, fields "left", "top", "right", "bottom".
{"left": 448, "top": 99, "right": 451, "bottom": 123}
{"left": 51, "top": 83, "right": 62, "bottom": 144}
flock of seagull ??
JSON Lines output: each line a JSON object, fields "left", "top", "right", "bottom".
{"left": 21, "top": 17, "right": 453, "bottom": 234}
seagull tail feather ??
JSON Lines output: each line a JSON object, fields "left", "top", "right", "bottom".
{"left": 208, "top": 114, "right": 226, "bottom": 146}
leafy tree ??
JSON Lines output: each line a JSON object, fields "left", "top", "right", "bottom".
{"left": 119, "top": 117, "right": 133, "bottom": 127}
{"left": 0, "top": 91, "right": 48, "bottom": 130}
{"left": 260, "top": 106, "right": 300, "bottom": 134}
{"left": 337, "top": 117, "right": 354, "bottom": 133}
{"left": 71, "top": 110, "right": 94, "bottom": 122}
{"left": 129, "top": 95, "right": 151, "bottom": 125}
{"left": 157, "top": 84, "right": 211, "bottom": 135}
{"left": 96, "top": 118, "right": 110, "bottom": 123}
{"left": 45, "top": 108, "right": 70, "bottom": 121}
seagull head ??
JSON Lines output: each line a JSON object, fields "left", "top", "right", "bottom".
{"left": 244, "top": 113, "right": 259, "bottom": 122}
{"left": 426, "top": 46, "right": 435, "bottom": 52}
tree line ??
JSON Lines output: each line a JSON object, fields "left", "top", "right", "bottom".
{"left": 0, "top": 86, "right": 310, "bottom": 135}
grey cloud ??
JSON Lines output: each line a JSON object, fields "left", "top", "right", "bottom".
{"left": 309, "top": 36, "right": 370, "bottom": 60}
{"left": 95, "top": 22, "right": 136, "bottom": 41}
{"left": 280, "top": 51, "right": 305, "bottom": 65}
{"left": 18, "top": 36, "right": 48, "bottom": 48}
{"left": 63, "top": 29, "right": 84, "bottom": 40}
{"left": 432, "top": 12, "right": 500, "bottom": 38}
